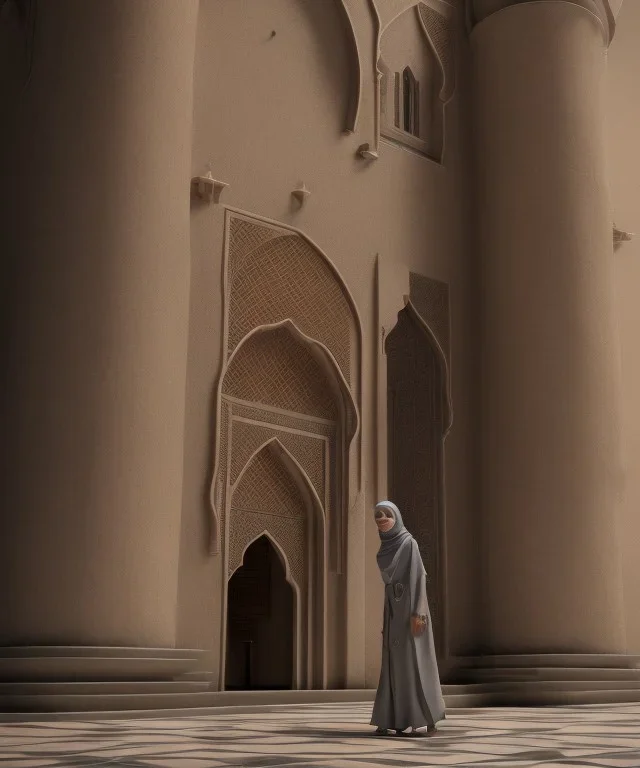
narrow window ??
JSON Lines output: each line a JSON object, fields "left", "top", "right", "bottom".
{"left": 402, "top": 66, "right": 419, "bottom": 137}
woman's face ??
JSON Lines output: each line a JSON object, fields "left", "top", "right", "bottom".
{"left": 375, "top": 507, "right": 395, "bottom": 533}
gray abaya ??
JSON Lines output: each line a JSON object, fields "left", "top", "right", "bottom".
{"left": 371, "top": 501, "right": 446, "bottom": 732}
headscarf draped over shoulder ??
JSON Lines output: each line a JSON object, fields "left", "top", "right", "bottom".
{"left": 375, "top": 500, "right": 413, "bottom": 573}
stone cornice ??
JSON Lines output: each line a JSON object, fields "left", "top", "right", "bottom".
{"left": 467, "top": 0, "right": 615, "bottom": 44}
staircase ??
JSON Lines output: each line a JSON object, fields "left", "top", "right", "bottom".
{"left": 443, "top": 653, "right": 640, "bottom": 707}
{"left": 2, "top": 649, "right": 640, "bottom": 721}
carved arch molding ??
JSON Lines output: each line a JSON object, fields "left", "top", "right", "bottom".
{"left": 210, "top": 209, "right": 362, "bottom": 688}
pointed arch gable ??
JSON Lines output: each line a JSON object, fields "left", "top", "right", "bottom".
{"left": 231, "top": 436, "right": 325, "bottom": 523}
{"left": 224, "top": 320, "right": 359, "bottom": 441}
{"left": 402, "top": 299, "right": 453, "bottom": 435}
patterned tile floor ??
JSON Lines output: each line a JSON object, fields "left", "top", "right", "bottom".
{"left": 1, "top": 702, "right": 639, "bottom": 768}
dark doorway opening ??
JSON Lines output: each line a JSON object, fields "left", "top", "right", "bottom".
{"left": 225, "top": 535, "right": 294, "bottom": 690}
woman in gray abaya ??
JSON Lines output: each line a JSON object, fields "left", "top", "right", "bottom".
{"left": 371, "top": 500, "right": 445, "bottom": 736}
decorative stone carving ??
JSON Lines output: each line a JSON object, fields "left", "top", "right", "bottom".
{"left": 228, "top": 509, "right": 306, "bottom": 589}
{"left": 232, "top": 445, "right": 306, "bottom": 519}
{"left": 191, "top": 170, "right": 228, "bottom": 204}
{"left": 227, "top": 221, "right": 355, "bottom": 385}
{"left": 229, "top": 420, "right": 327, "bottom": 504}
{"left": 613, "top": 224, "right": 634, "bottom": 251}
{"left": 223, "top": 328, "right": 339, "bottom": 421}
{"left": 291, "top": 183, "right": 311, "bottom": 207}
{"left": 232, "top": 402, "right": 336, "bottom": 439}
{"left": 357, "top": 143, "right": 379, "bottom": 161}
{"left": 417, "top": 2, "right": 455, "bottom": 104}
{"left": 212, "top": 209, "right": 363, "bottom": 690}
{"left": 227, "top": 217, "right": 283, "bottom": 285}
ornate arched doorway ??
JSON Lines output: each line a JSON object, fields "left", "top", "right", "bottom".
{"left": 385, "top": 306, "right": 448, "bottom": 657}
{"left": 226, "top": 535, "right": 294, "bottom": 690}
{"left": 225, "top": 437, "right": 325, "bottom": 690}
{"left": 210, "top": 210, "right": 364, "bottom": 690}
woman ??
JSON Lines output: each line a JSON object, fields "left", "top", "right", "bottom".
{"left": 371, "top": 500, "right": 445, "bottom": 736}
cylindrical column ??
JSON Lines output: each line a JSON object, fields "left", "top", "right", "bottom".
{"left": 472, "top": 1, "right": 627, "bottom": 652}
{"left": 0, "top": 0, "right": 198, "bottom": 647}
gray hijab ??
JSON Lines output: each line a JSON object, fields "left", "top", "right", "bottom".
{"left": 375, "top": 500, "right": 413, "bottom": 572}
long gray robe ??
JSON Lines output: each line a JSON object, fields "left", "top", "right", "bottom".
{"left": 371, "top": 517, "right": 445, "bottom": 731}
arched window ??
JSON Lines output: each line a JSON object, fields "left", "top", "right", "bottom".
{"left": 402, "top": 66, "right": 420, "bottom": 137}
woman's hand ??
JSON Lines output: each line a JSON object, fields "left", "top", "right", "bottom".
{"left": 411, "top": 614, "right": 426, "bottom": 637}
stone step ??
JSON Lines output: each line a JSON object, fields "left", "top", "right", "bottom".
{"left": 445, "top": 687, "right": 640, "bottom": 707}
{"left": 452, "top": 653, "right": 640, "bottom": 669}
{"left": 0, "top": 656, "right": 202, "bottom": 682}
{"left": 0, "top": 648, "right": 208, "bottom": 683}
{"left": 175, "top": 670, "right": 215, "bottom": 683}
{"left": 441, "top": 680, "right": 640, "bottom": 694}
{"left": 0, "top": 689, "right": 375, "bottom": 716}
{"left": 4, "top": 686, "right": 640, "bottom": 722}
{"left": 448, "top": 666, "right": 640, "bottom": 683}
{"left": 3, "top": 682, "right": 640, "bottom": 718}
{"left": 0, "top": 647, "right": 204, "bottom": 660}
{"left": 0, "top": 681, "right": 211, "bottom": 696}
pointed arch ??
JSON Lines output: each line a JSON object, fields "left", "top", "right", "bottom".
{"left": 231, "top": 436, "right": 325, "bottom": 524}
{"left": 225, "top": 320, "right": 359, "bottom": 442}
{"left": 232, "top": 530, "right": 300, "bottom": 595}
{"left": 402, "top": 65, "right": 419, "bottom": 135}
{"left": 403, "top": 299, "right": 453, "bottom": 435}
{"left": 210, "top": 318, "right": 358, "bottom": 554}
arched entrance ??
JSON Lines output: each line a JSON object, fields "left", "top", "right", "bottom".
{"left": 211, "top": 209, "right": 364, "bottom": 689}
{"left": 225, "top": 535, "right": 294, "bottom": 690}
{"left": 385, "top": 306, "right": 447, "bottom": 657}
{"left": 224, "top": 437, "right": 326, "bottom": 690}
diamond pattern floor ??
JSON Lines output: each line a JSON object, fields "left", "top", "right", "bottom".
{"left": 1, "top": 702, "right": 639, "bottom": 767}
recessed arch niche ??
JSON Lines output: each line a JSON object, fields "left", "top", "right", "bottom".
{"left": 210, "top": 209, "right": 363, "bottom": 690}
{"left": 376, "top": 2, "right": 456, "bottom": 162}
{"left": 385, "top": 302, "right": 451, "bottom": 659}
{"left": 226, "top": 534, "right": 295, "bottom": 690}
{"left": 227, "top": 439, "right": 325, "bottom": 690}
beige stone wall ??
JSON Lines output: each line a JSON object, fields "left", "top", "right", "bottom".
{"left": 606, "top": 2, "right": 640, "bottom": 654}
{"left": 176, "top": 0, "right": 480, "bottom": 688}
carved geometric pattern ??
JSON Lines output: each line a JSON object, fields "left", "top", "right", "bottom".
{"left": 230, "top": 419, "right": 326, "bottom": 504}
{"left": 231, "top": 402, "right": 336, "bottom": 439}
{"left": 232, "top": 446, "right": 305, "bottom": 518}
{"left": 417, "top": 3, "right": 455, "bottom": 103}
{"left": 409, "top": 272, "right": 450, "bottom": 364}
{"left": 223, "top": 328, "right": 339, "bottom": 420}
{"left": 228, "top": 509, "right": 306, "bottom": 589}
{"left": 228, "top": 230, "right": 352, "bottom": 383}
{"left": 386, "top": 308, "right": 444, "bottom": 654}
{"left": 228, "top": 217, "right": 283, "bottom": 285}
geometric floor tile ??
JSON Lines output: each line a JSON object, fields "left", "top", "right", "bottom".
{"left": 0, "top": 702, "right": 639, "bottom": 767}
